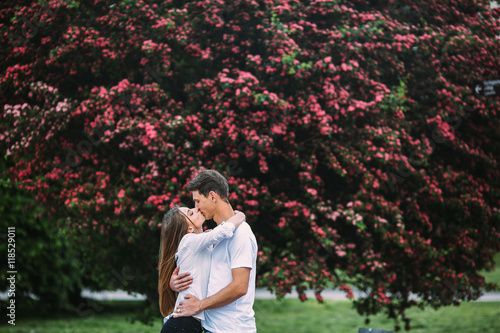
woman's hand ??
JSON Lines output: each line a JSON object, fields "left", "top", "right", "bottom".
{"left": 234, "top": 210, "right": 245, "bottom": 220}
{"left": 225, "top": 210, "right": 246, "bottom": 229}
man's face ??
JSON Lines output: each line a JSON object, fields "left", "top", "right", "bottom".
{"left": 192, "top": 190, "right": 215, "bottom": 220}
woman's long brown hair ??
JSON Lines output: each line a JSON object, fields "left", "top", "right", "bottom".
{"left": 158, "top": 207, "right": 190, "bottom": 317}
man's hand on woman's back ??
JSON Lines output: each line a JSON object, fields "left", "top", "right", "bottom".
{"left": 170, "top": 266, "right": 193, "bottom": 292}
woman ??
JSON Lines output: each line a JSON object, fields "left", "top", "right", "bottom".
{"left": 158, "top": 206, "right": 245, "bottom": 333}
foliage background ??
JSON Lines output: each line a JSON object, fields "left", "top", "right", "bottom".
{"left": 1, "top": 0, "right": 500, "bottom": 330}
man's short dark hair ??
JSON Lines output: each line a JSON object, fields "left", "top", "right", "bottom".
{"left": 187, "top": 170, "right": 229, "bottom": 200}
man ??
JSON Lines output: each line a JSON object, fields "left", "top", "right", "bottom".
{"left": 171, "top": 170, "right": 258, "bottom": 333}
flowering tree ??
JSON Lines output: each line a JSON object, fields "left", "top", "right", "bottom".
{"left": 2, "top": 0, "right": 499, "bottom": 329}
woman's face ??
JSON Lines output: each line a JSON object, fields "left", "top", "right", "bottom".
{"left": 179, "top": 207, "right": 204, "bottom": 232}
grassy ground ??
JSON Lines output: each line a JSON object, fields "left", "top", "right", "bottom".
{"left": 1, "top": 299, "right": 499, "bottom": 333}
{"left": 254, "top": 299, "right": 500, "bottom": 333}
{"left": 0, "top": 301, "right": 162, "bottom": 333}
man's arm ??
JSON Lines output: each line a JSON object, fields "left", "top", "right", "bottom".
{"left": 173, "top": 267, "right": 250, "bottom": 317}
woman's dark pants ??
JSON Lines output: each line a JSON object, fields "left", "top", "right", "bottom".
{"left": 161, "top": 316, "right": 202, "bottom": 333}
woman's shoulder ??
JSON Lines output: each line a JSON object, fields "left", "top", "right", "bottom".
{"left": 178, "top": 230, "right": 212, "bottom": 247}
{"left": 178, "top": 232, "right": 196, "bottom": 249}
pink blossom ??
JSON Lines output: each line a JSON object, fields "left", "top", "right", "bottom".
{"left": 307, "top": 188, "right": 317, "bottom": 196}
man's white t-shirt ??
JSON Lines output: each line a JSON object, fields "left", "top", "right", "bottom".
{"left": 202, "top": 222, "right": 258, "bottom": 333}
{"left": 174, "top": 223, "right": 235, "bottom": 321}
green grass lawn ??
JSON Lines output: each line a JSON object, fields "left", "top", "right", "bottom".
{"left": 1, "top": 299, "right": 499, "bottom": 333}
{"left": 254, "top": 299, "right": 500, "bottom": 333}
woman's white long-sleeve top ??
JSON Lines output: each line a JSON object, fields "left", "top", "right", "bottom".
{"left": 173, "top": 222, "right": 235, "bottom": 321}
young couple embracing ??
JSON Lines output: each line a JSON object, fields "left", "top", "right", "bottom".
{"left": 158, "top": 170, "right": 258, "bottom": 333}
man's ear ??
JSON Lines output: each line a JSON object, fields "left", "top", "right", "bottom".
{"left": 209, "top": 191, "right": 217, "bottom": 202}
